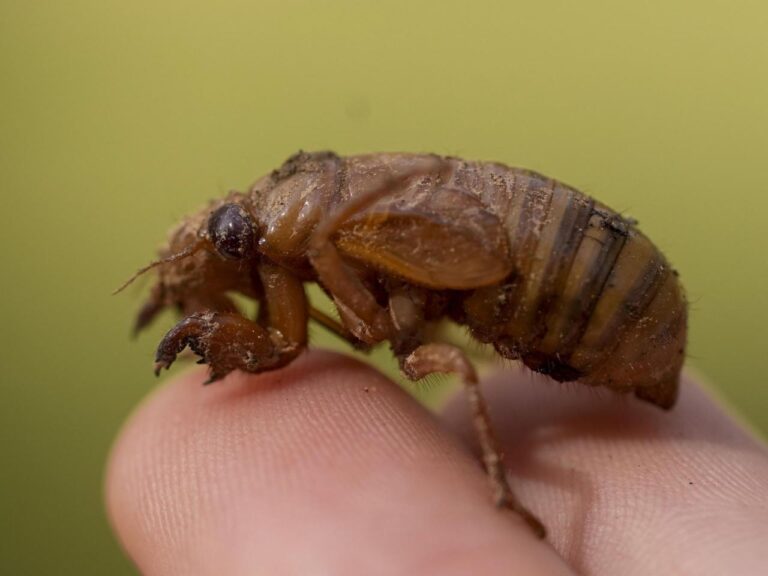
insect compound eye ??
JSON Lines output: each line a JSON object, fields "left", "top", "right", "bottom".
{"left": 207, "top": 203, "right": 256, "bottom": 260}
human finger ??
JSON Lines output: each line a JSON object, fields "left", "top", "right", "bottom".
{"left": 442, "top": 369, "right": 768, "bottom": 576}
{"left": 107, "top": 351, "right": 574, "bottom": 576}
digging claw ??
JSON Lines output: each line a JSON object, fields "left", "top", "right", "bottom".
{"left": 153, "top": 313, "right": 215, "bottom": 377}
{"left": 153, "top": 347, "right": 187, "bottom": 376}
{"left": 152, "top": 311, "right": 282, "bottom": 383}
{"left": 202, "top": 373, "right": 224, "bottom": 385}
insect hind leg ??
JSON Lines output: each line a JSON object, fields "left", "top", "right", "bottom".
{"left": 401, "top": 342, "right": 546, "bottom": 538}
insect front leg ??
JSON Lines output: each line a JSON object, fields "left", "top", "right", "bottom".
{"left": 401, "top": 343, "right": 546, "bottom": 539}
{"left": 155, "top": 262, "right": 308, "bottom": 383}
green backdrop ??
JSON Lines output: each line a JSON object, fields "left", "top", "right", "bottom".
{"left": 2, "top": 1, "right": 766, "bottom": 573}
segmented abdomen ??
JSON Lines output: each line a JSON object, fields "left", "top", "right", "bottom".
{"left": 449, "top": 160, "right": 686, "bottom": 391}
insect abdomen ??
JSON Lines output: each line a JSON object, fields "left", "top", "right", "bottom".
{"left": 454, "top": 161, "right": 686, "bottom": 405}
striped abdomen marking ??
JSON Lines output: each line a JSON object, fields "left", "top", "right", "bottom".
{"left": 498, "top": 172, "right": 596, "bottom": 356}
{"left": 567, "top": 230, "right": 669, "bottom": 375}
{"left": 470, "top": 165, "right": 670, "bottom": 381}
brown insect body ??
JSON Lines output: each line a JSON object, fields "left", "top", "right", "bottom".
{"left": 129, "top": 151, "right": 687, "bottom": 537}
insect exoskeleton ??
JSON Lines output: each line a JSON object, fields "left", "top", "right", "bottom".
{"left": 121, "top": 151, "right": 687, "bottom": 538}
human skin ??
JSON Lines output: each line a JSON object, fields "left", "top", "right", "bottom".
{"left": 106, "top": 351, "right": 768, "bottom": 575}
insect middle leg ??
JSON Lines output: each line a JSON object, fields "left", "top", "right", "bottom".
{"left": 402, "top": 342, "right": 546, "bottom": 538}
{"left": 309, "top": 305, "right": 370, "bottom": 351}
{"left": 155, "top": 262, "right": 308, "bottom": 382}
{"left": 308, "top": 160, "right": 445, "bottom": 345}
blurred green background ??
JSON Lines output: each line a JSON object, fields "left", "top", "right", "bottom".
{"left": 2, "top": 0, "right": 767, "bottom": 573}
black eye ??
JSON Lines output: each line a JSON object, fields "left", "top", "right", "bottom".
{"left": 207, "top": 204, "right": 255, "bottom": 260}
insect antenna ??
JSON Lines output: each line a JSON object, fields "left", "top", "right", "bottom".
{"left": 112, "top": 240, "right": 204, "bottom": 295}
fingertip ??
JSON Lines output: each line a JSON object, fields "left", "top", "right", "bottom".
{"left": 107, "top": 351, "right": 573, "bottom": 575}
{"left": 107, "top": 350, "right": 410, "bottom": 573}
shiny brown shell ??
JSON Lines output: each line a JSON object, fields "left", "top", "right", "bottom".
{"left": 128, "top": 151, "right": 688, "bottom": 538}
{"left": 248, "top": 152, "right": 687, "bottom": 408}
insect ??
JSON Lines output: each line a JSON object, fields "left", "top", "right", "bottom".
{"left": 120, "top": 151, "right": 687, "bottom": 538}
